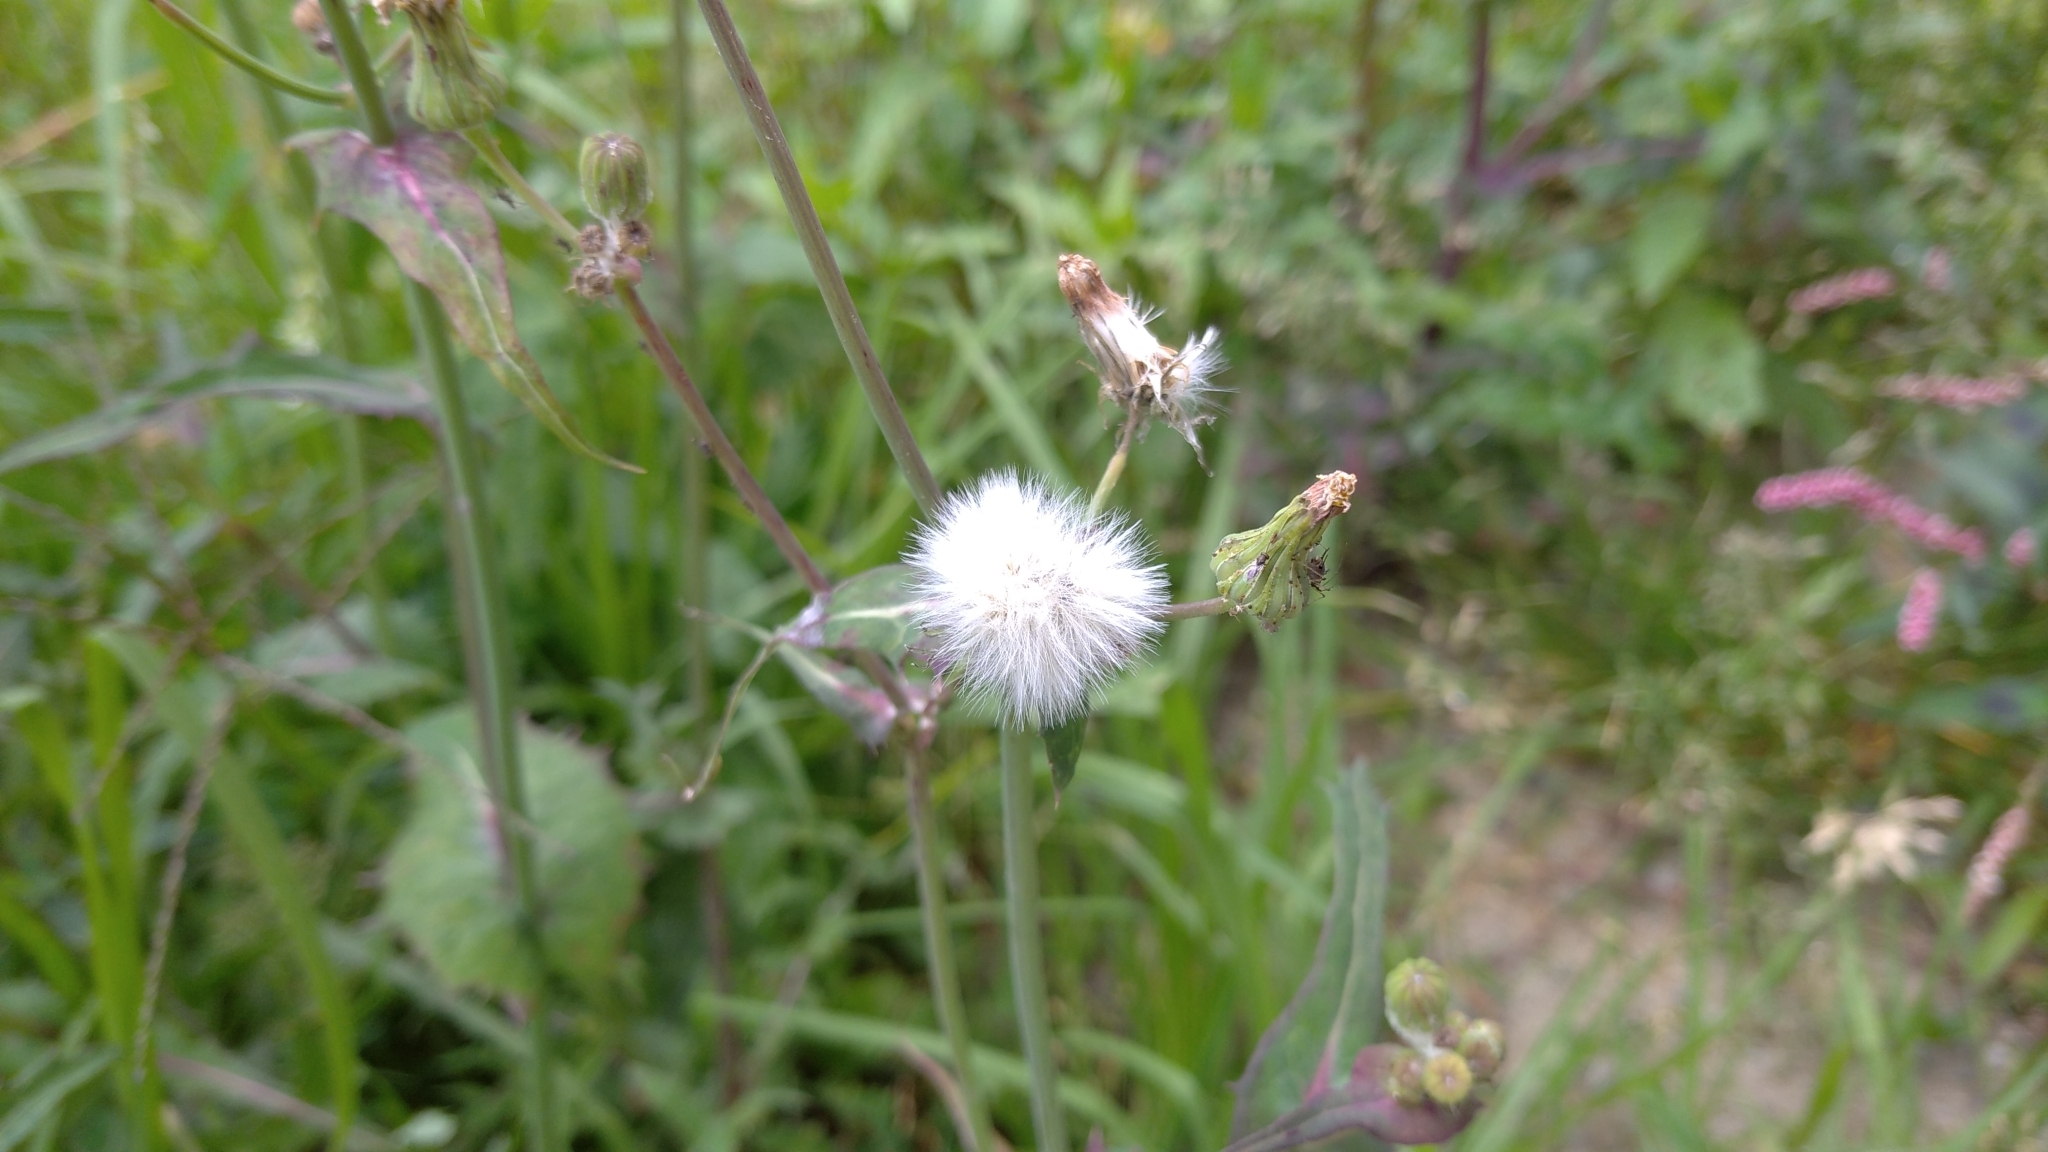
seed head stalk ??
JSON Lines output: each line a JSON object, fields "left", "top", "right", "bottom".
{"left": 1000, "top": 724, "right": 1069, "bottom": 1152}
{"left": 1090, "top": 413, "right": 1142, "bottom": 516}
{"left": 694, "top": 0, "right": 940, "bottom": 514}
{"left": 317, "top": 3, "right": 560, "bottom": 1149}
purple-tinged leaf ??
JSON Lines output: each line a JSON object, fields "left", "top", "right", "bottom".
{"left": 288, "top": 129, "right": 639, "bottom": 472}
{"left": 1231, "top": 764, "right": 1389, "bottom": 1139}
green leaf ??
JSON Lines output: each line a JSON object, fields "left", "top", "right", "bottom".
{"left": 383, "top": 707, "right": 644, "bottom": 996}
{"left": 1044, "top": 712, "right": 1086, "bottom": 800}
{"left": 1629, "top": 189, "right": 1712, "bottom": 305}
{"left": 1230, "top": 763, "right": 1389, "bottom": 1138}
{"left": 786, "top": 564, "right": 925, "bottom": 661}
{"left": 0, "top": 1049, "right": 115, "bottom": 1152}
{"left": 1638, "top": 291, "right": 1765, "bottom": 438}
{"left": 0, "top": 344, "right": 430, "bottom": 476}
{"left": 287, "top": 129, "right": 638, "bottom": 473}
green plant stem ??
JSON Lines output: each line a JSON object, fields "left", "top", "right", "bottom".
{"left": 465, "top": 130, "right": 581, "bottom": 244}
{"left": 1161, "top": 597, "right": 1231, "bottom": 621}
{"left": 999, "top": 724, "right": 1067, "bottom": 1152}
{"left": 693, "top": 0, "right": 940, "bottom": 515}
{"left": 1089, "top": 413, "right": 1141, "bottom": 516}
{"left": 616, "top": 280, "right": 834, "bottom": 595}
{"left": 403, "top": 281, "right": 560, "bottom": 1152}
{"left": 143, "top": 0, "right": 349, "bottom": 104}
{"left": 320, "top": 4, "right": 559, "bottom": 1149}
{"left": 906, "top": 745, "right": 997, "bottom": 1152}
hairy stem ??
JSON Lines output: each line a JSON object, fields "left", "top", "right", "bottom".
{"left": 1161, "top": 596, "right": 1232, "bottom": 621}
{"left": 1000, "top": 724, "right": 1067, "bottom": 1152}
{"left": 321, "top": 4, "right": 559, "bottom": 1148}
{"left": 144, "top": 0, "right": 348, "bottom": 104}
{"left": 694, "top": 0, "right": 941, "bottom": 514}
{"left": 906, "top": 745, "right": 996, "bottom": 1152}
{"left": 1089, "top": 413, "right": 1142, "bottom": 516}
{"left": 616, "top": 281, "right": 833, "bottom": 595}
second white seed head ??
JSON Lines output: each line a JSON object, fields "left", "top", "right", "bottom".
{"left": 907, "top": 472, "right": 1168, "bottom": 726}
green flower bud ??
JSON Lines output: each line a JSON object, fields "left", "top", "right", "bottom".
{"left": 1383, "top": 957, "right": 1450, "bottom": 1038}
{"left": 1457, "top": 1017, "right": 1506, "bottom": 1081}
{"left": 1422, "top": 1051, "right": 1473, "bottom": 1107}
{"left": 1211, "top": 471, "right": 1354, "bottom": 631}
{"left": 580, "top": 132, "right": 652, "bottom": 224}
{"left": 1384, "top": 1050, "right": 1427, "bottom": 1107}
{"left": 399, "top": 0, "right": 504, "bottom": 132}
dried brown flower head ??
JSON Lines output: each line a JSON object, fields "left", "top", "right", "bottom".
{"left": 1058, "top": 253, "right": 1224, "bottom": 465}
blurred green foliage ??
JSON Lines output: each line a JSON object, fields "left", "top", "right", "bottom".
{"left": 2, "top": 0, "right": 2047, "bottom": 1147}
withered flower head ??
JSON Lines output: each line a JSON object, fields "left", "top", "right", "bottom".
{"left": 1058, "top": 253, "right": 1225, "bottom": 466}
{"left": 398, "top": 0, "right": 505, "bottom": 132}
{"left": 1211, "top": 471, "right": 1355, "bottom": 630}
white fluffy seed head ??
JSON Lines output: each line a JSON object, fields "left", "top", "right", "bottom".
{"left": 907, "top": 472, "right": 1168, "bottom": 726}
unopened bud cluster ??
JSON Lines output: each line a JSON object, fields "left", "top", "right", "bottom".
{"left": 397, "top": 0, "right": 505, "bottom": 132}
{"left": 1211, "top": 472, "right": 1354, "bottom": 630}
{"left": 1381, "top": 958, "right": 1505, "bottom": 1109}
{"left": 569, "top": 133, "right": 654, "bottom": 299}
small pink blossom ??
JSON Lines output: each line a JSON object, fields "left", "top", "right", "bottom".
{"left": 1962, "top": 803, "right": 2030, "bottom": 922}
{"left": 1788, "top": 267, "right": 1897, "bottom": 315}
{"left": 2005, "top": 528, "right": 2037, "bottom": 570}
{"left": 1755, "top": 468, "right": 1985, "bottom": 562}
{"left": 1878, "top": 373, "right": 2027, "bottom": 411}
{"left": 1896, "top": 568, "right": 1942, "bottom": 652}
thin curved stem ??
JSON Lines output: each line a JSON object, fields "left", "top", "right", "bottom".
{"left": 694, "top": 0, "right": 941, "bottom": 515}
{"left": 321, "top": 4, "right": 557, "bottom": 1149}
{"left": 905, "top": 746, "right": 997, "bottom": 1152}
{"left": 144, "top": 0, "right": 349, "bottom": 105}
{"left": 615, "top": 281, "right": 833, "bottom": 595}
{"left": 465, "top": 129, "right": 580, "bottom": 244}
{"left": 1089, "top": 413, "right": 1142, "bottom": 516}
{"left": 1000, "top": 724, "right": 1068, "bottom": 1152}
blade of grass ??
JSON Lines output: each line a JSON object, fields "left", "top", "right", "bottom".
{"left": 1001, "top": 723, "right": 1069, "bottom": 1152}
{"left": 93, "top": 0, "right": 136, "bottom": 319}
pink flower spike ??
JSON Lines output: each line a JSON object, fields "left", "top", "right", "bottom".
{"left": 1754, "top": 468, "right": 1886, "bottom": 513}
{"left": 2006, "top": 528, "right": 2037, "bottom": 570}
{"left": 1896, "top": 568, "right": 1942, "bottom": 652}
{"left": 1788, "top": 267, "right": 1898, "bottom": 315}
{"left": 1963, "top": 804, "right": 2030, "bottom": 923}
